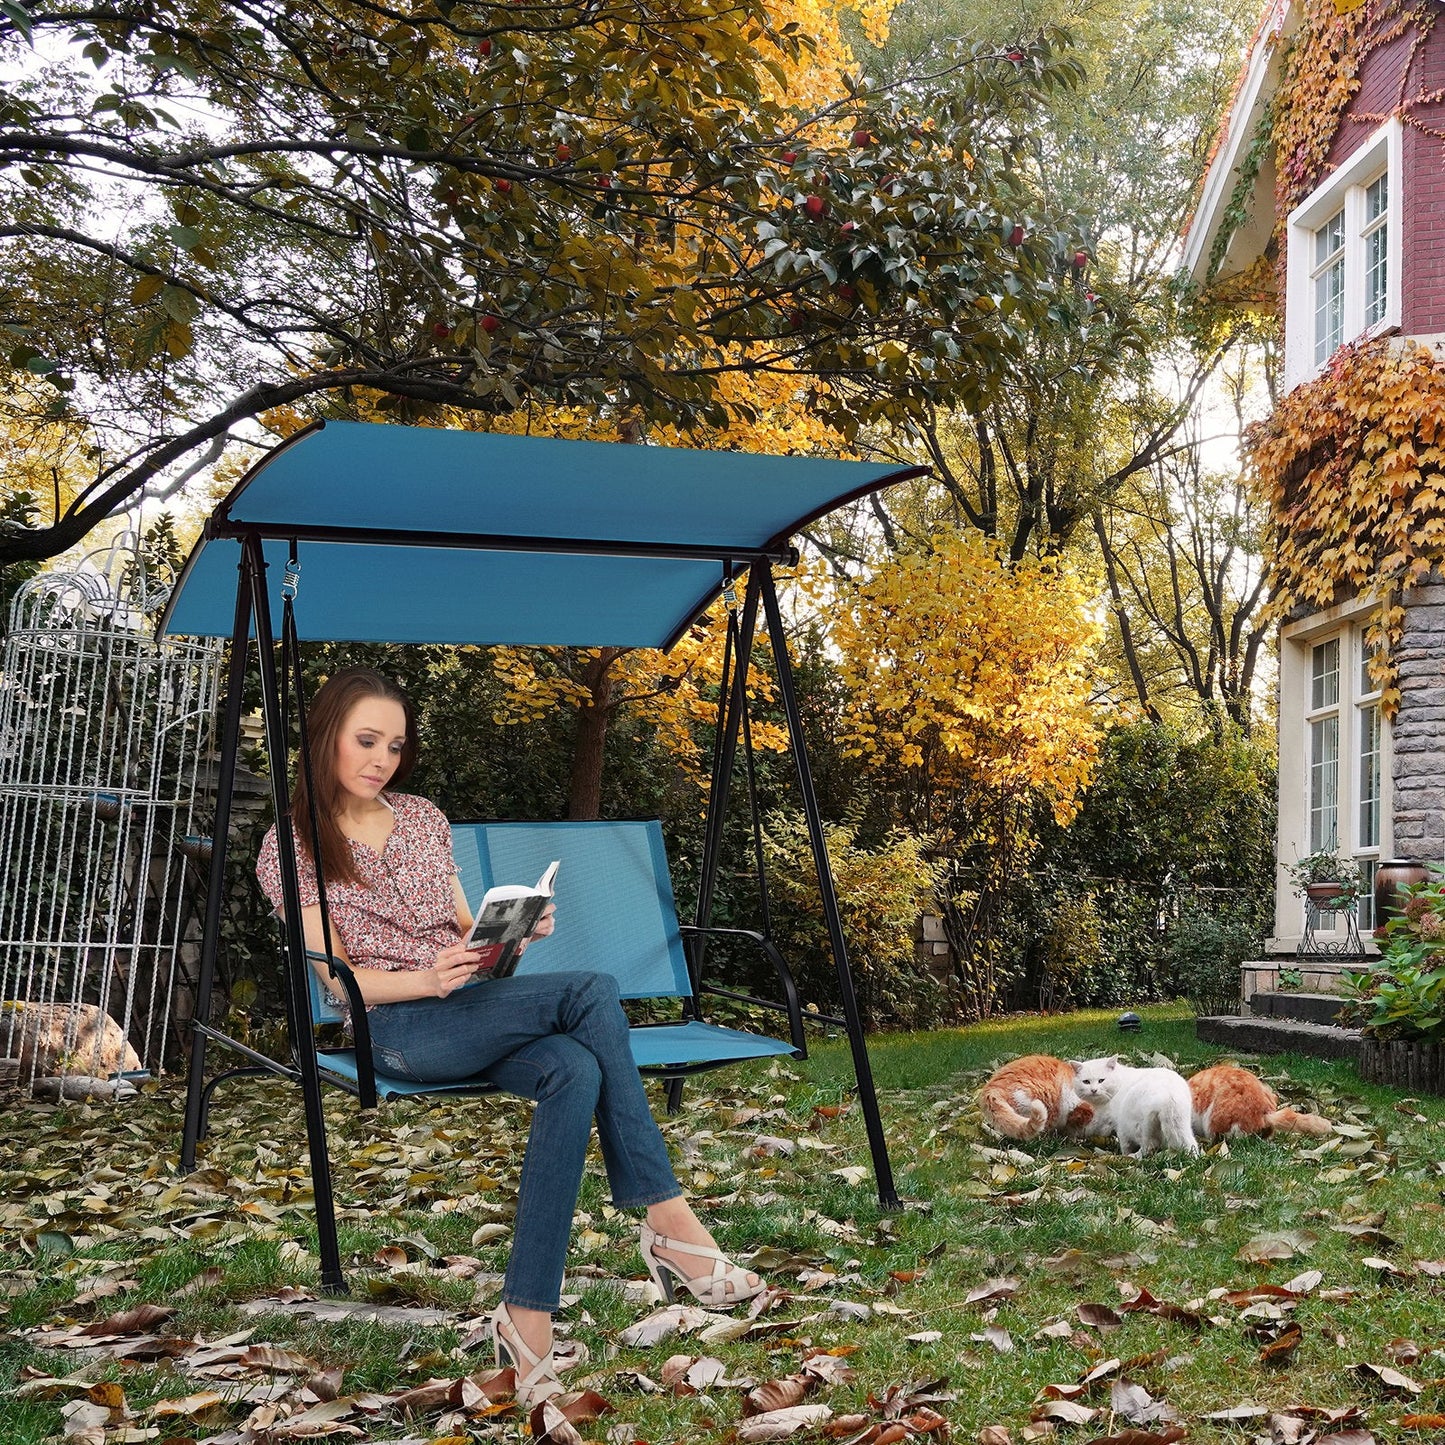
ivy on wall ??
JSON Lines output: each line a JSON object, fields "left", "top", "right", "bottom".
{"left": 1231, "top": 0, "right": 1445, "bottom": 702}
{"left": 1248, "top": 338, "right": 1445, "bottom": 713}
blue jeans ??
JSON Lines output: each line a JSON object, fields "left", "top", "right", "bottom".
{"left": 366, "top": 970, "right": 682, "bottom": 1311}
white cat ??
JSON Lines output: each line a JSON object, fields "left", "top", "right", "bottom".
{"left": 1072, "top": 1055, "right": 1200, "bottom": 1158}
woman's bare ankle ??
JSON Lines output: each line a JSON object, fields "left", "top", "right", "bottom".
{"left": 500, "top": 1302, "right": 553, "bottom": 1360}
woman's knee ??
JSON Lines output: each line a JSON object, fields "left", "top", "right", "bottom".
{"left": 565, "top": 970, "right": 621, "bottom": 1013}
{"left": 533, "top": 1035, "right": 602, "bottom": 1106}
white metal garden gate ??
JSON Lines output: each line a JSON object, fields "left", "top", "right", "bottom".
{"left": 0, "top": 539, "right": 223, "bottom": 1088}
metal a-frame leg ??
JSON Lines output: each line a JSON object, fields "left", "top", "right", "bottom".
{"left": 683, "top": 576, "right": 762, "bottom": 1119}
{"left": 246, "top": 535, "right": 347, "bottom": 1292}
{"left": 181, "top": 561, "right": 253, "bottom": 1172}
{"left": 758, "top": 564, "right": 901, "bottom": 1210}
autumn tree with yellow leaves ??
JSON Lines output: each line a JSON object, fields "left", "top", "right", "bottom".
{"left": 819, "top": 530, "right": 1103, "bottom": 1013}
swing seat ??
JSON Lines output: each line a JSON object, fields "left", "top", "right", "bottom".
{"left": 300, "top": 819, "right": 807, "bottom": 1109}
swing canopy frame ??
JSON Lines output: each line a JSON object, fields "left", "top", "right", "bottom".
{"left": 159, "top": 419, "right": 928, "bottom": 1291}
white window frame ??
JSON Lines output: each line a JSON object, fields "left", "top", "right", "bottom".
{"left": 1274, "top": 599, "right": 1392, "bottom": 951}
{"left": 1284, "top": 118, "right": 1403, "bottom": 391}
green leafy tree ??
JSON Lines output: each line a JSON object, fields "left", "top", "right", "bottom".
{"left": 1, "top": 0, "right": 1092, "bottom": 568}
{"left": 1090, "top": 346, "right": 1275, "bottom": 733}
{"left": 844, "top": 0, "right": 1264, "bottom": 564}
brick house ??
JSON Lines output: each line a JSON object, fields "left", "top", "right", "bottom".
{"left": 1181, "top": 0, "right": 1445, "bottom": 971}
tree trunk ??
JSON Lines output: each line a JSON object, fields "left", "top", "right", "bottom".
{"left": 568, "top": 648, "right": 620, "bottom": 819}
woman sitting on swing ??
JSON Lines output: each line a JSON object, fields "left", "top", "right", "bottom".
{"left": 257, "top": 667, "right": 765, "bottom": 1406}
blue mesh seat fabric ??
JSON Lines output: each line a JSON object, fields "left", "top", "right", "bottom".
{"left": 302, "top": 819, "right": 800, "bottom": 1102}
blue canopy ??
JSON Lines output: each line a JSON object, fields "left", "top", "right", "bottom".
{"left": 160, "top": 422, "right": 925, "bottom": 647}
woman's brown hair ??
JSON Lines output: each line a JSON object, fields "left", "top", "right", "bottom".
{"left": 291, "top": 668, "right": 418, "bottom": 887}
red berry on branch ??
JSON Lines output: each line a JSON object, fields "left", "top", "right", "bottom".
{"left": 1006, "top": 48, "right": 1025, "bottom": 61}
{"left": 852, "top": 129, "right": 872, "bottom": 147}
{"left": 804, "top": 194, "right": 826, "bottom": 218}
{"left": 495, "top": 177, "right": 512, "bottom": 192}
{"left": 555, "top": 143, "right": 571, "bottom": 161}
{"left": 840, "top": 221, "right": 856, "bottom": 234}
{"left": 837, "top": 283, "right": 857, "bottom": 301}
{"left": 781, "top": 150, "right": 799, "bottom": 165}
{"left": 477, "top": 39, "right": 492, "bottom": 55}
{"left": 432, "top": 322, "right": 451, "bottom": 338}
{"left": 1008, "top": 224, "right": 1025, "bottom": 246}
{"left": 480, "top": 314, "right": 500, "bottom": 333}
{"left": 1074, "top": 250, "right": 1089, "bottom": 268}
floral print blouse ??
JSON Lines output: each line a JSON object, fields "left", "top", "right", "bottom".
{"left": 256, "top": 793, "right": 460, "bottom": 1011}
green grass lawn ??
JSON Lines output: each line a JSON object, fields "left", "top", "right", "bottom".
{"left": 3, "top": 1004, "right": 1444, "bottom": 1443}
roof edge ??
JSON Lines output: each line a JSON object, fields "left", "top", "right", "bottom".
{"left": 1181, "top": 0, "right": 1295, "bottom": 284}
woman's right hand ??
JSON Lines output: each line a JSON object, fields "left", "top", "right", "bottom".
{"left": 431, "top": 945, "right": 483, "bottom": 997}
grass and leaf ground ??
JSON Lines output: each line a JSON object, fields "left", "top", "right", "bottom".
{"left": 4, "top": 1004, "right": 1445, "bottom": 1445}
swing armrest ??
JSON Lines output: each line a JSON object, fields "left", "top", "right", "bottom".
{"left": 677, "top": 924, "right": 807, "bottom": 1053}
{"left": 303, "top": 949, "right": 379, "bottom": 1109}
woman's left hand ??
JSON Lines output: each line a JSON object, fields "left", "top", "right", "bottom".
{"left": 515, "top": 904, "right": 556, "bottom": 958}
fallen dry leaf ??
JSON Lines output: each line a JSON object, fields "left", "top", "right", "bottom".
{"left": 736, "top": 1404, "right": 834, "bottom": 1441}
{"left": 1032, "top": 1401, "right": 1099, "bottom": 1426}
{"left": 1081, "top": 1429, "right": 1186, "bottom": 1445}
{"left": 1258, "top": 1323, "right": 1303, "bottom": 1365}
{"left": 965, "top": 1278, "right": 1020, "bottom": 1306}
{"left": 616, "top": 1304, "right": 712, "bottom": 1348}
{"left": 79, "top": 1303, "right": 175, "bottom": 1336}
{"left": 745, "top": 1377, "right": 811, "bottom": 1416}
{"left": 1353, "top": 1363, "right": 1422, "bottom": 1394}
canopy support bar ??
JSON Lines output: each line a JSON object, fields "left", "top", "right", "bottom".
{"left": 759, "top": 563, "right": 900, "bottom": 1210}
{"left": 208, "top": 520, "right": 797, "bottom": 566}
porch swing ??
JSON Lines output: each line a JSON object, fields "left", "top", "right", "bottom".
{"left": 159, "top": 420, "right": 926, "bottom": 1292}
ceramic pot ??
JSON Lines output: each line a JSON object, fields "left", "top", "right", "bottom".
{"left": 1374, "top": 859, "right": 1429, "bottom": 926}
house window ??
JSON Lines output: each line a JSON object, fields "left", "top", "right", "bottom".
{"left": 1363, "top": 173, "right": 1388, "bottom": 328}
{"left": 1285, "top": 119, "right": 1402, "bottom": 391}
{"left": 1356, "top": 637, "right": 1383, "bottom": 930}
{"left": 1298, "top": 629, "right": 1385, "bottom": 934}
{"left": 1307, "top": 638, "right": 1340, "bottom": 854}
{"left": 1312, "top": 212, "right": 1345, "bottom": 368}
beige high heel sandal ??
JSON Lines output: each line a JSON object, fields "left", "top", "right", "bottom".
{"left": 491, "top": 1301, "right": 564, "bottom": 1408}
{"left": 639, "top": 1221, "right": 766, "bottom": 1308}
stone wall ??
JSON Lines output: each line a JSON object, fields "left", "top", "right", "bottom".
{"left": 1391, "top": 580, "right": 1445, "bottom": 862}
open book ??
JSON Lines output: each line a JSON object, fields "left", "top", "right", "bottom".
{"left": 462, "top": 860, "right": 559, "bottom": 978}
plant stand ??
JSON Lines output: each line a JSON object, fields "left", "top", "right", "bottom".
{"left": 1297, "top": 896, "right": 1365, "bottom": 961}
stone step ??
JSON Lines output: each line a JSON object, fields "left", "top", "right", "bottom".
{"left": 1249, "top": 991, "right": 1352, "bottom": 1026}
{"left": 1196, "top": 1015, "right": 1363, "bottom": 1061}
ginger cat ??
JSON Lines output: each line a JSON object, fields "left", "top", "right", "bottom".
{"left": 1188, "top": 1063, "right": 1332, "bottom": 1139}
{"left": 979, "top": 1054, "right": 1094, "bottom": 1140}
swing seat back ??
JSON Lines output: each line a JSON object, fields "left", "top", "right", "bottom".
{"left": 305, "top": 819, "right": 807, "bottom": 1104}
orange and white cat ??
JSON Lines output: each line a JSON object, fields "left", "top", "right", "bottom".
{"left": 979, "top": 1054, "right": 1095, "bottom": 1139}
{"left": 1188, "top": 1063, "right": 1332, "bottom": 1139}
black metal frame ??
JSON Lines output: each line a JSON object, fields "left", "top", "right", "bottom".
{"left": 180, "top": 522, "right": 901, "bottom": 1294}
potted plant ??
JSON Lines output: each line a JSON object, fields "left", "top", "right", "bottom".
{"left": 1287, "top": 848, "right": 1365, "bottom": 910}
{"left": 1340, "top": 866, "right": 1445, "bottom": 1094}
